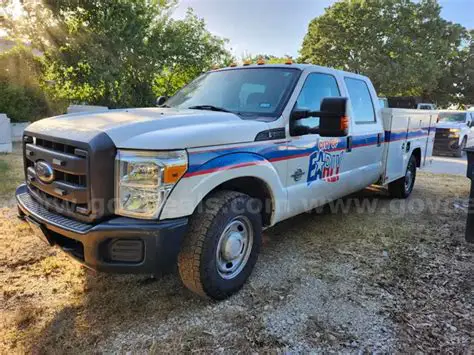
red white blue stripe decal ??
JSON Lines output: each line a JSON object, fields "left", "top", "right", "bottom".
{"left": 184, "top": 127, "right": 434, "bottom": 178}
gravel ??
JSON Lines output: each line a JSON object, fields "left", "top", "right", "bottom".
{"left": 1, "top": 172, "right": 473, "bottom": 353}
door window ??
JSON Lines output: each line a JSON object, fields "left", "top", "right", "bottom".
{"left": 292, "top": 73, "right": 341, "bottom": 133}
{"left": 344, "top": 77, "right": 376, "bottom": 123}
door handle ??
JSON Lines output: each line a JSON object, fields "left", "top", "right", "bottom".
{"left": 377, "top": 132, "right": 383, "bottom": 147}
{"left": 346, "top": 136, "right": 352, "bottom": 152}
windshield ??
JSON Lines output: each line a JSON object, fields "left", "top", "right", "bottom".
{"left": 166, "top": 68, "right": 300, "bottom": 117}
{"left": 438, "top": 112, "right": 466, "bottom": 123}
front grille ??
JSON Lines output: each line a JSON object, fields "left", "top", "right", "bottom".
{"left": 22, "top": 131, "right": 116, "bottom": 223}
{"left": 54, "top": 171, "right": 87, "bottom": 186}
{"left": 434, "top": 128, "right": 458, "bottom": 151}
{"left": 24, "top": 136, "right": 90, "bottom": 219}
{"left": 435, "top": 128, "right": 450, "bottom": 139}
{"left": 35, "top": 137, "right": 77, "bottom": 155}
{"left": 29, "top": 185, "right": 88, "bottom": 218}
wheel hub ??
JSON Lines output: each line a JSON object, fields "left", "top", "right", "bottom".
{"left": 222, "top": 232, "right": 243, "bottom": 261}
{"left": 216, "top": 216, "right": 254, "bottom": 279}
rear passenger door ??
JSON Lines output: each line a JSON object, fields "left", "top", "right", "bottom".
{"left": 344, "top": 77, "right": 384, "bottom": 187}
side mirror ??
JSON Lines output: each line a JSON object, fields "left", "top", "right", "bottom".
{"left": 319, "top": 97, "right": 349, "bottom": 137}
{"left": 290, "top": 97, "right": 349, "bottom": 137}
{"left": 156, "top": 96, "right": 168, "bottom": 107}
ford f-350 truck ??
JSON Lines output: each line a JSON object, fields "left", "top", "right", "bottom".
{"left": 16, "top": 64, "right": 435, "bottom": 299}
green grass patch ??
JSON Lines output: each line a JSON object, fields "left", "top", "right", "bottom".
{"left": 0, "top": 160, "right": 8, "bottom": 172}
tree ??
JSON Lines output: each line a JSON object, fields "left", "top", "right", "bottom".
{"left": 457, "top": 30, "right": 474, "bottom": 105}
{"left": 0, "top": 46, "right": 65, "bottom": 121}
{"left": 242, "top": 54, "right": 293, "bottom": 64}
{"left": 299, "top": 0, "right": 468, "bottom": 106}
{"left": 1, "top": 1, "right": 231, "bottom": 108}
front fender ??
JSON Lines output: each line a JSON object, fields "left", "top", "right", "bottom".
{"left": 160, "top": 152, "right": 287, "bottom": 224}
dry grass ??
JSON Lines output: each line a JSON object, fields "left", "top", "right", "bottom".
{"left": 0, "top": 143, "right": 24, "bottom": 207}
{"left": 0, "top": 147, "right": 473, "bottom": 353}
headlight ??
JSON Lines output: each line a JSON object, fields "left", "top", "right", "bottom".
{"left": 449, "top": 129, "right": 460, "bottom": 137}
{"left": 115, "top": 150, "right": 187, "bottom": 219}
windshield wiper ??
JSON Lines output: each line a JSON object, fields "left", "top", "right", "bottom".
{"left": 188, "top": 105, "right": 232, "bottom": 113}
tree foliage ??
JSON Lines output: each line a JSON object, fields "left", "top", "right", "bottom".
{"left": 0, "top": 46, "right": 65, "bottom": 122}
{"left": 299, "top": 0, "right": 470, "bottom": 106}
{"left": 243, "top": 54, "right": 293, "bottom": 64}
{"left": 1, "top": 0, "right": 231, "bottom": 108}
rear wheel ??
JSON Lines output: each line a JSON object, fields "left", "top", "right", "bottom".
{"left": 178, "top": 190, "right": 262, "bottom": 300}
{"left": 388, "top": 154, "right": 417, "bottom": 199}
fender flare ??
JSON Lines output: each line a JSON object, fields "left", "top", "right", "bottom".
{"left": 160, "top": 152, "right": 287, "bottom": 224}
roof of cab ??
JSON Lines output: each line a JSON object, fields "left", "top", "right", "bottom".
{"left": 210, "top": 63, "right": 370, "bottom": 81}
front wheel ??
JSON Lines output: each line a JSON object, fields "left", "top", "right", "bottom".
{"left": 455, "top": 137, "right": 467, "bottom": 158}
{"left": 388, "top": 154, "right": 417, "bottom": 199}
{"left": 178, "top": 190, "right": 262, "bottom": 300}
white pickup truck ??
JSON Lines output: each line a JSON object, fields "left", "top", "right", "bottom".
{"left": 434, "top": 110, "right": 474, "bottom": 157}
{"left": 16, "top": 64, "right": 436, "bottom": 299}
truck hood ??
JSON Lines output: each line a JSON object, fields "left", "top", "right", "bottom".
{"left": 436, "top": 122, "right": 467, "bottom": 130}
{"left": 26, "top": 108, "right": 270, "bottom": 149}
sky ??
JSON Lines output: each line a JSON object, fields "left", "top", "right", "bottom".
{"left": 172, "top": 0, "right": 474, "bottom": 58}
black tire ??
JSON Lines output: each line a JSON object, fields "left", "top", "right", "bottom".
{"left": 388, "top": 154, "right": 417, "bottom": 199}
{"left": 178, "top": 190, "right": 262, "bottom": 300}
{"left": 455, "top": 137, "right": 467, "bottom": 158}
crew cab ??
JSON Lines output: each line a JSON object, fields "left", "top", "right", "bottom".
{"left": 434, "top": 110, "right": 474, "bottom": 157}
{"left": 16, "top": 64, "right": 435, "bottom": 299}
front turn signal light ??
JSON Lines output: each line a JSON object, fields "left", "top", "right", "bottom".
{"left": 163, "top": 164, "right": 187, "bottom": 184}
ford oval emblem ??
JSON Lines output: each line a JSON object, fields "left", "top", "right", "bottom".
{"left": 35, "top": 161, "right": 55, "bottom": 184}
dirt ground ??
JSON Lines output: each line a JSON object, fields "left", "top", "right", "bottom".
{"left": 1, "top": 147, "right": 473, "bottom": 353}
{"left": 423, "top": 155, "right": 467, "bottom": 176}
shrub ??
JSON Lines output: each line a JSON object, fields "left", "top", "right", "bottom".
{"left": 0, "top": 45, "right": 65, "bottom": 122}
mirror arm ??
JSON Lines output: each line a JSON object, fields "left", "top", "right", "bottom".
{"left": 292, "top": 110, "right": 322, "bottom": 121}
{"left": 307, "top": 127, "right": 320, "bottom": 135}
{"left": 293, "top": 110, "right": 342, "bottom": 121}
{"left": 307, "top": 110, "right": 322, "bottom": 117}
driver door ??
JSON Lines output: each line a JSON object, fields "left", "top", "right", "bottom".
{"left": 285, "top": 71, "right": 348, "bottom": 218}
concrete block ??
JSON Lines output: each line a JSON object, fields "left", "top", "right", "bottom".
{"left": 11, "top": 122, "right": 30, "bottom": 142}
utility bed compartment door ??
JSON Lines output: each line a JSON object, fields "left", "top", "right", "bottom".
{"left": 381, "top": 109, "right": 436, "bottom": 184}
{"left": 422, "top": 114, "right": 436, "bottom": 165}
{"left": 382, "top": 110, "right": 408, "bottom": 184}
